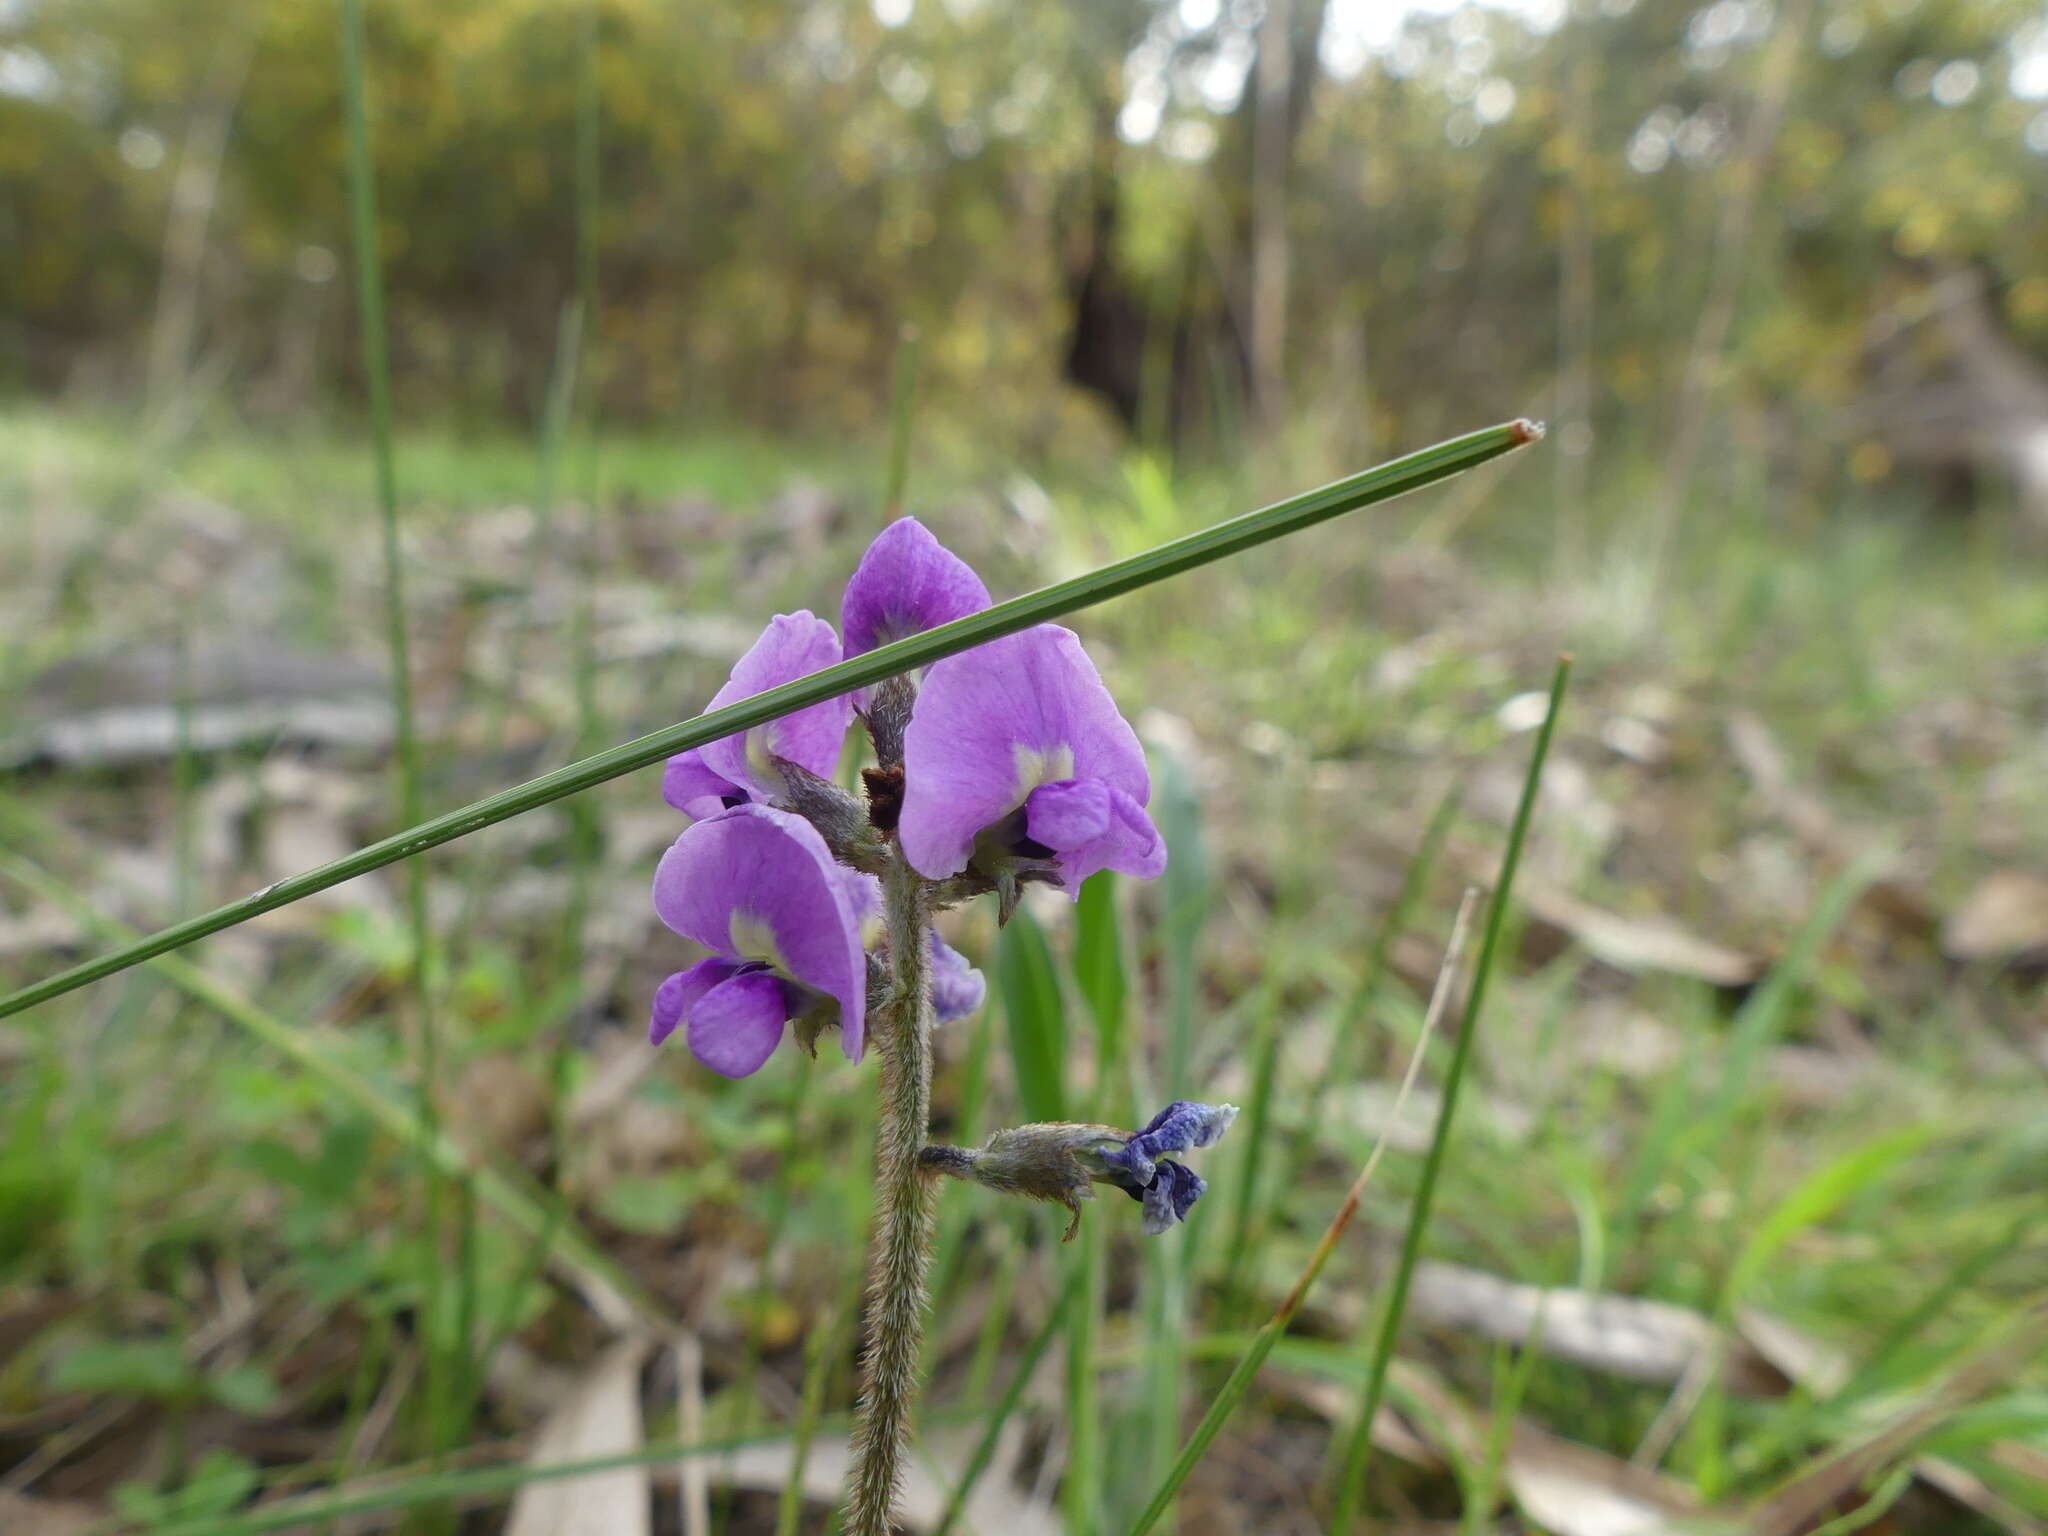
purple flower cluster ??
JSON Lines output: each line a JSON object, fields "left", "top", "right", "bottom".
{"left": 648, "top": 518, "right": 1164, "bottom": 1078}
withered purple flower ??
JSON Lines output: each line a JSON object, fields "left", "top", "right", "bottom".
{"left": 898, "top": 624, "right": 1165, "bottom": 894}
{"left": 662, "top": 612, "right": 851, "bottom": 819}
{"left": 650, "top": 804, "right": 869, "bottom": 1076}
{"left": 919, "top": 1099, "right": 1237, "bottom": 1239}
{"left": 1095, "top": 1100, "right": 1238, "bottom": 1235}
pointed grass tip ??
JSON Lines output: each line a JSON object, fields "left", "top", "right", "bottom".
{"left": 1510, "top": 418, "right": 1545, "bottom": 445}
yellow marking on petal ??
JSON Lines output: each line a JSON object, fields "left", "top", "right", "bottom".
{"left": 1012, "top": 742, "right": 1075, "bottom": 803}
{"left": 729, "top": 912, "right": 788, "bottom": 974}
{"left": 744, "top": 726, "right": 778, "bottom": 785}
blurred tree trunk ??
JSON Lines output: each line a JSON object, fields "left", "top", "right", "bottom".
{"left": 1248, "top": 0, "right": 1293, "bottom": 429}
{"left": 144, "top": 31, "right": 254, "bottom": 429}
{"left": 1061, "top": 0, "right": 1327, "bottom": 444}
{"left": 1648, "top": 0, "right": 1812, "bottom": 567}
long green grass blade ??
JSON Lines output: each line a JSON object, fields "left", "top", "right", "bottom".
{"left": 1072, "top": 872, "right": 1127, "bottom": 1098}
{"left": 881, "top": 323, "right": 920, "bottom": 520}
{"left": 999, "top": 903, "right": 1067, "bottom": 1123}
{"left": 932, "top": 1262, "right": 1086, "bottom": 1536}
{"left": 339, "top": 0, "right": 459, "bottom": 1469}
{"left": 1326, "top": 656, "right": 1572, "bottom": 1532}
{"left": 0, "top": 420, "right": 1541, "bottom": 1019}
{"left": 1287, "top": 783, "right": 1460, "bottom": 1181}
{"left": 1067, "top": 871, "right": 1126, "bottom": 1533}
{"left": 119, "top": 1427, "right": 852, "bottom": 1536}
{"left": 1124, "top": 878, "right": 1488, "bottom": 1536}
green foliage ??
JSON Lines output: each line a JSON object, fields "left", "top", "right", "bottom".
{"left": 997, "top": 904, "right": 1067, "bottom": 1125}
{"left": 11, "top": 0, "right": 2047, "bottom": 457}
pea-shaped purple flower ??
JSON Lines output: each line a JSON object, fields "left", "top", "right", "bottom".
{"left": 899, "top": 624, "right": 1166, "bottom": 893}
{"left": 662, "top": 612, "right": 852, "bottom": 820}
{"left": 650, "top": 804, "right": 870, "bottom": 1077}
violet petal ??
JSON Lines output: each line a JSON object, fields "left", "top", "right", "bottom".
{"left": 650, "top": 956, "right": 745, "bottom": 1045}
{"left": 662, "top": 748, "right": 746, "bottom": 821}
{"left": 842, "top": 517, "right": 992, "bottom": 657}
{"left": 687, "top": 969, "right": 791, "bottom": 1078}
{"left": 651, "top": 804, "right": 869, "bottom": 1061}
{"left": 929, "top": 935, "right": 987, "bottom": 1025}
{"left": 1023, "top": 778, "right": 1112, "bottom": 850}
{"left": 1129, "top": 1100, "right": 1239, "bottom": 1161}
{"left": 899, "top": 624, "right": 1155, "bottom": 880}
{"left": 697, "top": 612, "right": 852, "bottom": 802}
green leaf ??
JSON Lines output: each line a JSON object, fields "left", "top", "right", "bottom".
{"left": 1722, "top": 1124, "right": 1937, "bottom": 1310}
{"left": 116, "top": 1448, "right": 263, "bottom": 1523}
{"left": 208, "top": 1364, "right": 282, "bottom": 1416}
{"left": 1072, "top": 872, "right": 1127, "bottom": 1081}
{"left": 597, "top": 1171, "right": 697, "bottom": 1236}
{"left": 998, "top": 905, "right": 1066, "bottom": 1123}
{"left": 52, "top": 1337, "right": 195, "bottom": 1400}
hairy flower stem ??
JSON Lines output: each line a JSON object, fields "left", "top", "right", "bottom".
{"left": 844, "top": 855, "right": 938, "bottom": 1536}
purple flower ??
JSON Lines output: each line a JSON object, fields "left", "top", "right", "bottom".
{"left": 841, "top": 518, "right": 991, "bottom": 657}
{"left": 930, "top": 934, "right": 987, "bottom": 1024}
{"left": 661, "top": 612, "right": 851, "bottom": 819}
{"left": 826, "top": 862, "right": 981, "bottom": 1025}
{"left": 898, "top": 624, "right": 1166, "bottom": 893}
{"left": 1096, "top": 1100, "right": 1237, "bottom": 1235}
{"left": 650, "top": 804, "right": 869, "bottom": 1076}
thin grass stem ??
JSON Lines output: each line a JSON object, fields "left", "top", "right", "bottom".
{"left": 338, "top": 0, "right": 456, "bottom": 1465}
{"left": 0, "top": 420, "right": 1542, "bottom": 1020}
{"left": 1125, "top": 885, "right": 1482, "bottom": 1536}
{"left": 1325, "top": 656, "right": 1571, "bottom": 1532}
{"left": 932, "top": 1261, "right": 1086, "bottom": 1536}
{"left": 881, "top": 323, "right": 919, "bottom": 520}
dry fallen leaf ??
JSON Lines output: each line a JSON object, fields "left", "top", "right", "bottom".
{"left": 651, "top": 1427, "right": 1061, "bottom": 1536}
{"left": 1398, "top": 1361, "right": 1711, "bottom": 1536}
{"left": 505, "top": 1336, "right": 653, "bottom": 1536}
{"left": 1387, "top": 1262, "right": 1788, "bottom": 1396}
{"left": 0, "top": 1491, "right": 102, "bottom": 1536}
{"left": 1514, "top": 879, "right": 1762, "bottom": 989}
{"left": 1943, "top": 870, "right": 2048, "bottom": 964}
{"left": 1726, "top": 711, "right": 1941, "bottom": 942}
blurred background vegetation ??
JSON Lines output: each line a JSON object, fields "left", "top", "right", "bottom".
{"left": 8, "top": 0, "right": 2048, "bottom": 487}
{"left": 3, "top": 0, "right": 2047, "bottom": 1533}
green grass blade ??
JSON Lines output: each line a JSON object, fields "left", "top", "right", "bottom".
{"left": 1067, "top": 870, "right": 1126, "bottom": 1533}
{"left": 998, "top": 904, "right": 1066, "bottom": 1123}
{"left": 1219, "top": 981, "right": 1283, "bottom": 1317}
{"left": 1140, "top": 742, "right": 1211, "bottom": 1528}
{"left": 777, "top": 1301, "right": 852, "bottom": 1536}
{"left": 338, "top": 0, "right": 456, "bottom": 1464}
{"left": 1066, "top": 1211, "right": 1106, "bottom": 1535}
{"left": 120, "top": 1427, "right": 854, "bottom": 1536}
{"left": 1697, "top": 856, "right": 1881, "bottom": 1146}
{"left": 1072, "top": 872, "right": 1127, "bottom": 1099}
{"left": 1124, "top": 880, "right": 1488, "bottom": 1536}
{"left": 1723, "top": 1124, "right": 1936, "bottom": 1313}
{"left": 881, "top": 322, "right": 920, "bottom": 520}
{"left": 1686, "top": 1123, "right": 1940, "bottom": 1499}
{"left": 1326, "top": 656, "right": 1572, "bottom": 1533}
{"left": 0, "top": 419, "right": 1542, "bottom": 1019}
{"left": 932, "top": 1262, "right": 1086, "bottom": 1536}
{"left": 1288, "top": 784, "right": 1460, "bottom": 1180}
